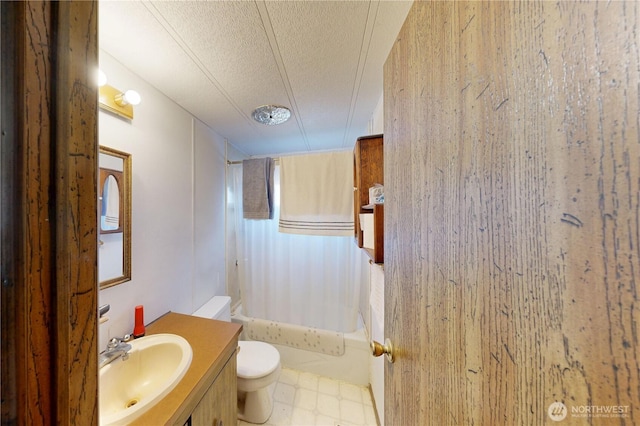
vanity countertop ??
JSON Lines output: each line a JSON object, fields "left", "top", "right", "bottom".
{"left": 129, "top": 311, "right": 242, "bottom": 425}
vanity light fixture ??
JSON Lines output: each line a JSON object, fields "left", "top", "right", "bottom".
{"left": 98, "top": 77, "right": 142, "bottom": 120}
{"left": 114, "top": 90, "right": 142, "bottom": 107}
{"left": 252, "top": 104, "right": 291, "bottom": 125}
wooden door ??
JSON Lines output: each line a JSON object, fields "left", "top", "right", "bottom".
{"left": 1, "top": 1, "right": 98, "bottom": 423}
{"left": 384, "top": 2, "right": 639, "bottom": 425}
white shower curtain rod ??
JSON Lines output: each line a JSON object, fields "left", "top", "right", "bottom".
{"left": 227, "top": 149, "right": 352, "bottom": 165}
{"left": 227, "top": 158, "right": 281, "bottom": 165}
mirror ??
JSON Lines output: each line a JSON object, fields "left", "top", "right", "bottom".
{"left": 99, "top": 146, "right": 131, "bottom": 289}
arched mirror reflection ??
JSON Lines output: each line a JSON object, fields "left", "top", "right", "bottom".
{"left": 100, "top": 171, "right": 122, "bottom": 232}
{"left": 99, "top": 146, "right": 131, "bottom": 289}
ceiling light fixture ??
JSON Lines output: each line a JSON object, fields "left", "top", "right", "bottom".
{"left": 252, "top": 105, "right": 291, "bottom": 125}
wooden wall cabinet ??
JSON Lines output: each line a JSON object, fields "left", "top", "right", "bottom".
{"left": 353, "top": 134, "right": 384, "bottom": 263}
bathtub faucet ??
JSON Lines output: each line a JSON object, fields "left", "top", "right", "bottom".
{"left": 99, "top": 335, "right": 132, "bottom": 369}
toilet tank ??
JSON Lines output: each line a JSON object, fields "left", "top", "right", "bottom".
{"left": 193, "top": 296, "right": 231, "bottom": 322}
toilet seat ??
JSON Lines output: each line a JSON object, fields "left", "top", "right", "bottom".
{"left": 237, "top": 341, "right": 280, "bottom": 379}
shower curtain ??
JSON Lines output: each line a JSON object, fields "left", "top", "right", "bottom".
{"left": 228, "top": 163, "right": 366, "bottom": 333}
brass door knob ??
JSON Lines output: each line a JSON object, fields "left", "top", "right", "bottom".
{"left": 370, "top": 338, "right": 395, "bottom": 363}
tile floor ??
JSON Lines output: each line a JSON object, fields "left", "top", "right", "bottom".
{"left": 238, "top": 368, "right": 379, "bottom": 426}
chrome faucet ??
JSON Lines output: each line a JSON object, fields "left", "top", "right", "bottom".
{"left": 99, "top": 335, "right": 132, "bottom": 369}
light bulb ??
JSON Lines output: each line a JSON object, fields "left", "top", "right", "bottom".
{"left": 114, "top": 90, "right": 141, "bottom": 107}
{"left": 97, "top": 69, "right": 107, "bottom": 87}
{"left": 123, "top": 90, "right": 141, "bottom": 106}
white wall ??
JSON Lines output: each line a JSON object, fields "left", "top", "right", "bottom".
{"left": 369, "top": 262, "right": 385, "bottom": 424}
{"left": 98, "top": 51, "right": 226, "bottom": 348}
{"left": 369, "top": 94, "right": 384, "bottom": 135}
{"left": 368, "top": 93, "right": 385, "bottom": 424}
{"left": 193, "top": 120, "right": 227, "bottom": 308}
{"left": 224, "top": 144, "right": 248, "bottom": 309}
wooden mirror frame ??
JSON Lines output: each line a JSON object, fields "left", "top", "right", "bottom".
{"left": 99, "top": 146, "right": 131, "bottom": 289}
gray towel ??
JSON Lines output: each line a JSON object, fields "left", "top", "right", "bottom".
{"left": 242, "top": 158, "right": 274, "bottom": 219}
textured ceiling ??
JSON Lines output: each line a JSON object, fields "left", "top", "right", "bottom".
{"left": 99, "top": 1, "right": 413, "bottom": 156}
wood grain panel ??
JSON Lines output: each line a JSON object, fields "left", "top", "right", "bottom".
{"left": 1, "top": 3, "right": 22, "bottom": 421}
{"left": 54, "top": 2, "right": 99, "bottom": 424}
{"left": 384, "top": 1, "right": 639, "bottom": 424}
{"left": 1, "top": 3, "right": 55, "bottom": 423}
{"left": 190, "top": 354, "right": 238, "bottom": 426}
{"left": 1, "top": 1, "right": 98, "bottom": 423}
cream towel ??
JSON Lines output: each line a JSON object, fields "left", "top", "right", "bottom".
{"left": 279, "top": 151, "right": 353, "bottom": 236}
{"left": 243, "top": 158, "right": 274, "bottom": 219}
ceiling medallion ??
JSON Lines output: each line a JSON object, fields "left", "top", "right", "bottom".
{"left": 252, "top": 105, "right": 291, "bottom": 125}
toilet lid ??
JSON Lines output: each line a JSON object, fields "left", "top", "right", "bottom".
{"left": 237, "top": 341, "right": 280, "bottom": 379}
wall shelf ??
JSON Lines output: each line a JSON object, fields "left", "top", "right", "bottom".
{"left": 361, "top": 204, "right": 384, "bottom": 263}
{"left": 353, "top": 134, "right": 384, "bottom": 263}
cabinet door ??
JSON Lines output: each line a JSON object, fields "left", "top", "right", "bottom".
{"left": 191, "top": 354, "right": 237, "bottom": 426}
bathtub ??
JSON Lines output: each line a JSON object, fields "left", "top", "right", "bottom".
{"left": 231, "top": 307, "right": 371, "bottom": 386}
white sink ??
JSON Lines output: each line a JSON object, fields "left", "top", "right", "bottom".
{"left": 99, "top": 333, "right": 193, "bottom": 425}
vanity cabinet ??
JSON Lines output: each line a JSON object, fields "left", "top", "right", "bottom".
{"left": 130, "top": 313, "right": 241, "bottom": 426}
{"left": 190, "top": 353, "right": 237, "bottom": 426}
{"left": 353, "top": 134, "right": 384, "bottom": 263}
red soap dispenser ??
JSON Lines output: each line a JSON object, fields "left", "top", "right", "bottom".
{"left": 133, "top": 305, "right": 145, "bottom": 338}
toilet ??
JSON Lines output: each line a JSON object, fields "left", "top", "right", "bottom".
{"left": 193, "top": 296, "right": 281, "bottom": 424}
